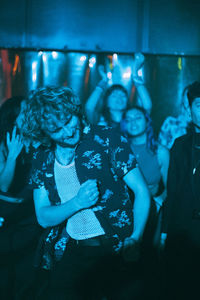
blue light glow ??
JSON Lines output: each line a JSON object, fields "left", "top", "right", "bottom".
{"left": 80, "top": 55, "right": 87, "bottom": 62}
{"left": 52, "top": 51, "right": 58, "bottom": 59}
{"left": 107, "top": 72, "right": 112, "bottom": 79}
{"left": 137, "top": 69, "right": 143, "bottom": 77}
{"left": 32, "top": 61, "right": 37, "bottom": 82}
{"left": 113, "top": 53, "right": 118, "bottom": 61}
{"left": 89, "top": 56, "right": 96, "bottom": 68}
{"left": 42, "top": 53, "right": 47, "bottom": 62}
{"left": 122, "top": 67, "right": 131, "bottom": 79}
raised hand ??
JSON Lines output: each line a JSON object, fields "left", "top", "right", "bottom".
{"left": 134, "top": 52, "right": 145, "bottom": 71}
{"left": 75, "top": 179, "right": 99, "bottom": 210}
{"left": 6, "top": 126, "right": 24, "bottom": 160}
{"left": 132, "top": 52, "right": 145, "bottom": 79}
{"left": 98, "top": 65, "right": 107, "bottom": 82}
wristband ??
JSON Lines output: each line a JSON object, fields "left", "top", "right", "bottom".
{"left": 132, "top": 76, "right": 145, "bottom": 86}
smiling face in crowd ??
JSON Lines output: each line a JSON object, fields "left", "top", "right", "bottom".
{"left": 44, "top": 114, "right": 81, "bottom": 148}
{"left": 124, "top": 108, "right": 147, "bottom": 137}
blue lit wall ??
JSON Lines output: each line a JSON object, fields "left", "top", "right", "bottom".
{"left": 0, "top": 0, "right": 200, "bottom": 54}
{"left": 1, "top": 0, "right": 200, "bottom": 133}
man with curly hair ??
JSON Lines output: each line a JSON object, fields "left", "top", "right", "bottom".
{"left": 20, "top": 86, "right": 150, "bottom": 300}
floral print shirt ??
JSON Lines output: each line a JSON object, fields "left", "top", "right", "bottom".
{"left": 30, "top": 125, "right": 137, "bottom": 269}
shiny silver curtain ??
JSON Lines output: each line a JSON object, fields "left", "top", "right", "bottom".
{"left": 0, "top": 50, "right": 136, "bottom": 103}
{"left": 1, "top": 49, "right": 200, "bottom": 133}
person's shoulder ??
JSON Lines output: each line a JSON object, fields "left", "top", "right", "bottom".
{"left": 170, "top": 133, "right": 192, "bottom": 156}
{"left": 32, "top": 145, "right": 50, "bottom": 155}
{"left": 157, "top": 143, "right": 170, "bottom": 163}
{"left": 82, "top": 124, "right": 112, "bottom": 144}
{"left": 32, "top": 145, "right": 54, "bottom": 162}
{"left": 95, "top": 124, "right": 128, "bottom": 141}
{"left": 173, "top": 132, "right": 192, "bottom": 146}
{"left": 83, "top": 124, "right": 129, "bottom": 148}
{"left": 85, "top": 124, "right": 114, "bottom": 136}
{"left": 157, "top": 143, "right": 169, "bottom": 156}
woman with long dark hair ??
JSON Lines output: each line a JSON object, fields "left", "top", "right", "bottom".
{"left": 0, "top": 96, "right": 40, "bottom": 300}
{"left": 85, "top": 53, "right": 152, "bottom": 127}
{"left": 0, "top": 97, "right": 24, "bottom": 196}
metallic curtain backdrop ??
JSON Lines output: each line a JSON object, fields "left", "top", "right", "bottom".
{"left": 1, "top": 49, "right": 200, "bottom": 134}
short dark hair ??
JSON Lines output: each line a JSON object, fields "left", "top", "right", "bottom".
{"left": 187, "top": 81, "right": 200, "bottom": 106}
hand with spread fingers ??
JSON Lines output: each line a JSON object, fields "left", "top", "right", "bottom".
{"left": 98, "top": 65, "right": 107, "bottom": 82}
{"left": 7, "top": 126, "right": 24, "bottom": 160}
{"left": 132, "top": 52, "right": 145, "bottom": 85}
{"left": 133, "top": 52, "right": 145, "bottom": 72}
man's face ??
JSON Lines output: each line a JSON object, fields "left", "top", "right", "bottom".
{"left": 44, "top": 114, "right": 81, "bottom": 147}
{"left": 190, "top": 97, "right": 200, "bottom": 132}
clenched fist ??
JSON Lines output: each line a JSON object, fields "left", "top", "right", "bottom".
{"left": 75, "top": 179, "right": 99, "bottom": 210}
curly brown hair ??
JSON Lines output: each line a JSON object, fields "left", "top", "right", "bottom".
{"left": 20, "top": 86, "right": 84, "bottom": 147}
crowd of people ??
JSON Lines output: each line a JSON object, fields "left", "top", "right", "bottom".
{"left": 0, "top": 53, "right": 200, "bottom": 300}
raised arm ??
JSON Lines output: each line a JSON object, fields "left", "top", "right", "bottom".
{"left": 132, "top": 53, "right": 152, "bottom": 114}
{"left": 0, "top": 126, "right": 23, "bottom": 193}
{"left": 85, "top": 65, "right": 108, "bottom": 124}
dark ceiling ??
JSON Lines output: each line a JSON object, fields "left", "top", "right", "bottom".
{"left": 0, "top": 0, "right": 200, "bottom": 54}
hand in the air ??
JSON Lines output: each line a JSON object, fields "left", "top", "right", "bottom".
{"left": 7, "top": 126, "right": 23, "bottom": 160}
{"left": 98, "top": 65, "right": 107, "bottom": 82}
{"left": 134, "top": 52, "right": 145, "bottom": 71}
